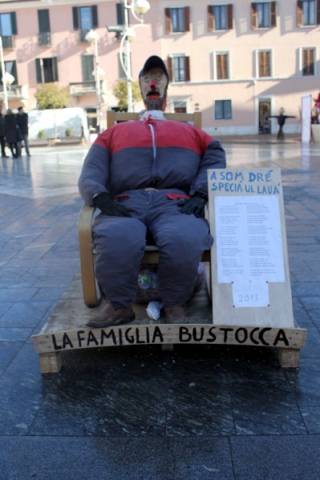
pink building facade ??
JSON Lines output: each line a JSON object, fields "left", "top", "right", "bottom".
{"left": 1, "top": 0, "right": 320, "bottom": 135}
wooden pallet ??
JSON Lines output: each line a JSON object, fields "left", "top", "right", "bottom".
{"left": 32, "top": 276, "right": 307, "bottom": 374}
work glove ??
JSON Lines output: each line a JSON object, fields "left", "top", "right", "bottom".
{"left": 178, "top": 192, "right": 207, "bottom": 217}
{"left": 93, "top": 192, "right": 132, "bottom": 217}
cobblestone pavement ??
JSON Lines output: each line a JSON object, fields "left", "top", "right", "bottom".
{"left": 0, "top": 143, "right": 320, "bottom": 479}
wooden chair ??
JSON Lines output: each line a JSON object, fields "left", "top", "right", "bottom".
{"left": 78, "top": 110, "right": 210, "bottom": 307}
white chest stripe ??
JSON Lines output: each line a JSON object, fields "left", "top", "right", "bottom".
{"left": 148, "top": 123, "right": 156, "bottom": 160}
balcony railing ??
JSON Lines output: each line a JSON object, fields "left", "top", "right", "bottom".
{"left": 69, "top": 81, "right": 96, "bottom": 96}
{"left": 1, "top": 36, "right": 14, "bottom": 49}
{"left": 0, "top": 85, "right": 22, "bottom": 98}
{"left": 38, "top": 32, "right": 51, "bottom": 46}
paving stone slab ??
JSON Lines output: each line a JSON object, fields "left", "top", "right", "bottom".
{"left": 230, "top": 435, "right": 320, "bottom": 480}
{"left": 0, "top": 344, "right": 44, "bottom": 435}
{"left": 0, "top": 436, "right": 175, "bottom": 480}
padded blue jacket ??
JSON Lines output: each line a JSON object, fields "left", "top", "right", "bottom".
{"left": 79, "top": 117, "right": 226, "bottom": 205}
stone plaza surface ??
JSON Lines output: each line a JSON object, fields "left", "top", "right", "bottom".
{"left": 0, "top": 141, "right": 320, "bottom": 479}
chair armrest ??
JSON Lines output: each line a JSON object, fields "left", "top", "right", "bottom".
{"left": 78, "top": 205, "right": 101, "bottom": 307}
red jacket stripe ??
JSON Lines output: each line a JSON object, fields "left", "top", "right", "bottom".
{"left": 94, "top": 120, "right": 213, "bottom": 156}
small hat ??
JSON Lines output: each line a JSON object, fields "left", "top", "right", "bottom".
{"left": 139, "top": 55, "right": 169, "bottom": 80}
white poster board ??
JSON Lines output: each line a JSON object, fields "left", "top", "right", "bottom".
{"left": 208, "top": 167, "right": 294, "bottom": 328}
{"left": 29, "top": 107, "right": 90, "bottom": 141}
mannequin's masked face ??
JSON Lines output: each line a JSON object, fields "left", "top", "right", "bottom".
{"left": 139, "top": 68, "right": 168, "bottom": 111}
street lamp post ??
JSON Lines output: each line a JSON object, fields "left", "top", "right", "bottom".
{"left": 85, "top": 29, "right": 104, "bottom": 131}
{"left": 108, "top": 0, "right": 151, "bottom": 112}
{"left": 123, "top": 4, "right": 133, "bottom": 111}
{"left": 0, "top": 36, "right": 8, "bottom": 111}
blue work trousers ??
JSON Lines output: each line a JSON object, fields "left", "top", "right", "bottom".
{"left": 93, "top": 189, "right": 212, "bottom": 308}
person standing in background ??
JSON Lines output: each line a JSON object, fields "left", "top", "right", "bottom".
{"left": 17, "top": 106, "right": 30, "bottom": 157}
{"left": 0, "top": 112, "right": 9, "bottom": 158}
{"left": 4, "top": 109, "right": 20, "bottom": 158}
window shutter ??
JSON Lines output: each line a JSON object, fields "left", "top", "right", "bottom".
{"left": 307, "top": 49, "right": 312, "bottom": 73}
{"left": 72, "top": 7, "right": 79, "bottom": 30}
{"left": 259, "top": 52, "right": 264, "bottom": 76}
{"left": 266, "top": 52, "right": 270, "bottom": 76}
{"left": 92, "top": 6, "right": 98, "bottom": 28}
{"left": 185, "top": 56, "right": 190, "bottom": 81}
{"left": 225, "top": 100, "right": 232, "bottom": 119}
{"left": 82, "top": 55, "right": 94, "bottom": 82}
{"left": 271, "top": 2, "right": 276, "bottom": 27}
{"left": 260, "top": 51, "right": 271, "bottom": 76}
{"left": 35, "top": 59, "right": 42, "bottom": 83}
{"left": 303, "top": 48, "right": 308, "bottom": 74}
{"left": 317, "top": 0, "right": 320, "bottom": 24}
{"left": 116, "top": 3, "right": 125, "bottom": 25}
{"left": 208, "top": 6, "right": 214, "bottom": 31}
{"left": 251, "top": 3, "right": 257, "bottom": 29}
{"left": 215, "top": 101, "right": 223, "bottom": 120}
{"left": 165, "top": 8, "right": 171, "bottom": 34}
{"left": 264, "top": 52, "right": 268, "bottom": 76}
{"left": 11, "top": 12, "right": 17, "bottom": 34}
{"left": 217, "top": 55, "right": 222, "bottom": 79}
{"left": 296, "top": 0, "right": 303, "bottom": 26}
{"left": 11, "top": 61, "right": 18, "bottom": 84}
{"left": 38, "top": 10, "right": 50, "bottom": 33}
{"left": 13, "top": 61, "right": 18, "bottom": 83}
{"left": 52, "top": 57, "right": 58, "bottom": 81}
{"left": 227, "top": 4, "right": 233, "bottom": 29}
{"left": 217, "top": 54, "right": 228, "bottom": 79}
{"left": 167, "top": 57, "right": 173, "bottom": 80}
{"left": 184, "top": 7, "right": 190, "bottom": 32}
{"left": 224, "top": 54, "right": 229, "bottom": 78}
{"left": 303, "top": 48, "right": 315, "bottom": 74}
{"left": 310, "top": 49, "right": 315, "bottom": 74}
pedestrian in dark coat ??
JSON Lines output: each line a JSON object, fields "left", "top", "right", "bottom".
{"left": 17, "top": 106, "right": 30, "bottom": 156}
{"left": 0, "top": 113, "right": 9, "bottom": 157}
{"left": 4, "top": 109, "right": 21, "bottom": 158}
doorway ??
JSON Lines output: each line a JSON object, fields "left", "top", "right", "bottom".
{"left": 258, "top": 99, "right": 271, "bottom": 134}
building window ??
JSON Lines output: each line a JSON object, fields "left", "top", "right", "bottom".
{"left": 303, "top": 0, "right": 316, "bottom": 24}
{"left": 251, "top": 2, "right": 276, "bottom": 28}
{"left": 257, "top": 2, "right": 271, "bottom": 26}
{"left": 215, "top": 100, "right": 232, "bottom": 120}
{"left": 82, "top": 55, "right": 94, "bottom": 82}
{"left": 168, "top": 56, "right": 190, "bottom": 82}
{"left": 173, "top": 100, "right": 187, "bottom": 113}
{"left": 0, "top": 60, "right": 17, "bottom": 84}
{"left": 86, "top": 107, "right": 98, "bottom": 131}
{"left": 216, "top": 52, "right": 230, "bottom": 79}
{"left": 72, "top": 5, "right": 98, "bottom": 33}
{"left": 165, "top": 7, "right": 190, "bottom": 33}
{"left": 208, "top": 5, "right": 233, "bottom": 31}
{"left": 258, "top": 50, "right": 272, "bottom": 77}
{"left": 0, "top": 12, "right": 17, "bottom": 36}
{"left": 214, "top": 5, "right": 228, "bottom": 29}
{"left": 302, "top": 47, "right": 315, "bottom": 75}
{"left": 35, "top": 57, "right": 58, "bottom": 83}
{"left": 0, "top": 12, "right": 17, "bottom": 46}
{"left": 297, "top": 0, "right": 318, "bottom": 26}
{"left": 38, "top": 9, "right": 51, "bottom": 45}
